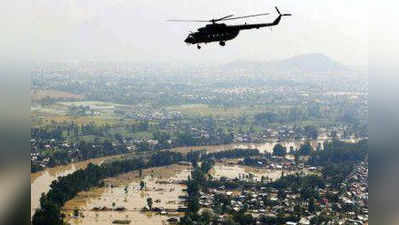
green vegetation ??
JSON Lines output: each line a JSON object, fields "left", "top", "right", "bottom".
{"left": 146, "top": 197, "right": 153, "bottom": 210}
{"left": 308, "top": 139, "right": 368, "bottom": 166}
{"left": 297, "top": 142, "right": 313, "bottom": 155}
{"left": 112, "top": 220, "right": 131, "bottom": 224}
{"left": 31, "top": 162, "right": 44, "bottom": 173}
{"left": 202, "top": 149, "right": 260, "bottom": 160}
{"left": 273, "top": 144, "right": 287, "bottom": 156}
{"left": 180, "top": 159, "right": 214, "bottom": 224}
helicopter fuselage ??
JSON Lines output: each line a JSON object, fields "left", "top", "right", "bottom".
{"left": 184, "top": 23, "right": 240, "bottom": 44}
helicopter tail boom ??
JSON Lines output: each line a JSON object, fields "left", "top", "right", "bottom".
{"left": 233, "top": 7, "right": 291, "bottom": 30}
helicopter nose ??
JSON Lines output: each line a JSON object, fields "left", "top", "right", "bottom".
{"left": 184, "top": 36, "right": 194, "bottom": 44}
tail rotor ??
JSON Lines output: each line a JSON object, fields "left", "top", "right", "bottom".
{"left": 275, "top": 7, "right": 292, "bottom": 17}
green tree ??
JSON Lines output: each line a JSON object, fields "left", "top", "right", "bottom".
{"left": 124, "top": 185, "right": 129, "bottom": 194}
{"left": 200, "top": 209, "right": 214, "bottom": 224}
{"left": 73, "top": 208, "right": 79, "bottom": 217}
{"left": 298, "top": 142, "right": 313, "bottom": 155}
{"left": 140, "top": 180, "right": 145, "bottom": 190}
{"left": 304, "top": 126, "right": 319, "bottom": 140}
{"left": 32, "top": 201, "right": 63, "bottom": 225}
{"left": 187, "top": 195, "right": 200, "bottom": 213}
{"left": 278, "top": 189, "right": 287, "bottom": 200}
{"left": 147, "top": 197, "right": 153, "bottom": 210}
{"left": 308, "top": 198, "right": 315, "bottom": 213}
{"left": 273, "top": 144, "right": 287, "bottom": 157}
{"left": 254, "top": 112, "right": 280, "bottom": 125}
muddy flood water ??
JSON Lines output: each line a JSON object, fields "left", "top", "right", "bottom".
{"left": 62, "top": 164, "right": 191, "bottom": 225}
{"left": 170, "top": 138, "right": 336, "bottom": 155}
{"left": 212, "top": 162, "right": 316, "bottom": 182}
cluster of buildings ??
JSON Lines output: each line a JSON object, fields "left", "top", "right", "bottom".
{"left": 187, "top": 158, "right": 368, "bottom": 225}
{"left": 339, "top": 160, "right": 368, "bottom": 224}
{"left": 195, "top": 182, "right": 368, "bottom": 225}
{"left": 196, "top": 185, "right": 313, "bottom": 225}
{"left": 231, "top": 125, "right": 358, "bottom": 144}
{"left": 118, "top": 105, "right": 183, "bottom": 121}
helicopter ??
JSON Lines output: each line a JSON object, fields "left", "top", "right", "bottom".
{"left": 168, "top": 7, "right": 291, "bottom": 49}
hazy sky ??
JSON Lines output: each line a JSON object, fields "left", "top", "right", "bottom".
{"left": 10, "top": 0, "right": 369, "bottom": 65}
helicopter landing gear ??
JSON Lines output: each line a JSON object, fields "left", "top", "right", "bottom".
{"left": 219, "top": 41, "right": 226, "bottom": 46}
{"left": 197, "top": 45, "right": 201, "bottom": 49}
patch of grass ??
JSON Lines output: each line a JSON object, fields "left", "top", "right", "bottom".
{"left": 32, "top": 113, "right": 123, "bottom": 127}
{"left": 32, "top": 89, "right": 83, "bottom": 101}
{"left": 167, "top": 104, "right": 251, "bottom": 118}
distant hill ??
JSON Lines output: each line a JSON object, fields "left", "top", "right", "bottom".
{"left": 218, "top": 53, "right": 349, "bottom": 75}
{"left": 275, "top": 53, "right": 348, "bottom": 73}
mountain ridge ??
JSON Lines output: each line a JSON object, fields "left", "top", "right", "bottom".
{"left": 219, "top": 53, "right": 349, "bottom": 74}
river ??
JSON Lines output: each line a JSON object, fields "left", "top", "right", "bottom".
{"left": 31, "top": 156, "right": 121, "bottom": 217}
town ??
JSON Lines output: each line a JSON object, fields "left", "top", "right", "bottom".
{"left": 31, "top": 57, "right": 368, "bottom": 225}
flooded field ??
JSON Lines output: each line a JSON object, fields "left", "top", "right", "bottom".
{"left": 63, "top": 164, "right": 191, "bottom": 225}
{"left": 59, "top": 158, "right": 318, "bottom": 225}
{"left": 170, "top": 138, "right": 336, "bottom": 155}
{"left": 212, "top": 162, "right": 316, "bottom": 182}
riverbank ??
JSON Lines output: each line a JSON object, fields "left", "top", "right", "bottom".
{"left": 31, "top": 154, "right": 123, "bottom": 217}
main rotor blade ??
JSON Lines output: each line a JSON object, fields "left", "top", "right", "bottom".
{"left": 167, "top": 19, "right": 209, "bottom": 22}
{"left": 167, "top": 12, "right": 271, "bottom": 23}
{"left": 213, "top": 14, "right": 234, "bottom": 22}
{"left": 222, "top": 13, "right": 270, "bottom": 21}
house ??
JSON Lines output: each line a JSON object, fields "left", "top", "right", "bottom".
{"left": 299, "top": 217, "right": 310, "bottom": 225}
{"left": 286, "top": 222, "right": 297, "bottom": 225}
